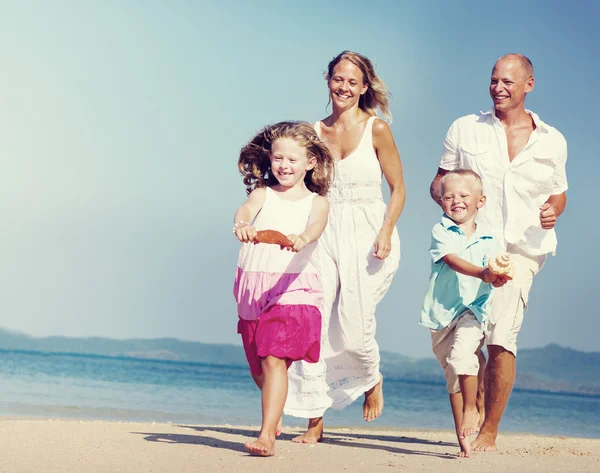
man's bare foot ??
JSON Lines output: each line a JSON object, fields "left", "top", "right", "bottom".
{"left": 471, "top": 431, "right": 497, "bottom": 452}
{"left": 457, "top": 432, "right": 471, "bottom": 458}
{"left": 275, "top": 417, "right": 282, "bottom": 437}
{"left": 460, "top": 406, "right": 480, "bottom": 438}
{"left": 291, "top": 418, "right": 323, "bottom": 443}
{"left": 363, "top": 374, "right": 384, "bottom": 422}
{"left": 244, "top": 435, "right": 275, "bottom": 457}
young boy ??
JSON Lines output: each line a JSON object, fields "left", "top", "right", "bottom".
{"left": 420, "top": 169, "right": 507, "bottom": 457}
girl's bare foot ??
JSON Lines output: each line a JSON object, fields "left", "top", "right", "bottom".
{"left": 291, "top": 417, "right": 323, "bottom": 443}
{"left": 276, "top": 417, "right": 282, "bottom": 437}
{"left": 363, "top": 374, "right": 384, "bottom": 422}
{"left": 460, "top": 406, "right": 480, "bottom": 438}
{"left": 244, "top": 435, "right": 275, "bottom": 457}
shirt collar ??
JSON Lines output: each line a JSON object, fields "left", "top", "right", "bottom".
{"left": 481, "top": 107, "right": 550, "bottom": 134}
{"left": 441, "top": 214, "right": 494, "bottom": 240}
{"left": 441, "top": 214, "right": 462, "bottom": 233}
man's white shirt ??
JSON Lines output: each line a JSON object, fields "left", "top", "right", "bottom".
{"left": 439, "top": 108, "right": 568, "bottom": 257}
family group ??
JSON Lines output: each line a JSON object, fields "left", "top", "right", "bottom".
{"left": 232, "top": 51, "right": 568, "bottom": 458}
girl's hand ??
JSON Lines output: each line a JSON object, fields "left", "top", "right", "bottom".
{"left": 235, "top": 223, "right": 257, "bottom": 243}
{"left": 373, "top": 229, "right": 392, "bottom": 260}
{"left": 287, "top": 234, "right": 308, "bottom": 252}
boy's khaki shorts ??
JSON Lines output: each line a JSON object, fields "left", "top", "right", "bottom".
{"left": 431, "top": 311, "right": 484, "bottom": 394}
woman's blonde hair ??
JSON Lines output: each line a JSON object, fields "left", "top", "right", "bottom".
{"left": 326, "top": 50, "right": 392, "bottom": 123}
{"left": 238, "top": 121, "right": 334, "bottom": 196}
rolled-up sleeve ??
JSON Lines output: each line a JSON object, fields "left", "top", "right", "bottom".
{"left": 439, "top": 120, "right": 460, "bottom": 171}
{"left": 551, "top": 138, "right": 568, "bottom": 194}
{"left": 429, "top": 224, "right": 457, "bottom": 264}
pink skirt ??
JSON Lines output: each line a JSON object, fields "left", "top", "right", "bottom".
{"left": 238, "top": 304, "right": 322, "bottom": 377}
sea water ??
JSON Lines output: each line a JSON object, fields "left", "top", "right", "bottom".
{"left": 1, "top": 349, "right": 598, "bottom": 438}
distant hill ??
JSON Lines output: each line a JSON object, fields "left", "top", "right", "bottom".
{"left": 1, "top": 328, "right": 598, "bottom": 395}
{"left": 0, "top": 328, "right": 244, "bottom": 366}
{"left": 380, "top": 344, "right": 600, "bottom": 395}
{"left": 514, "top": 344, "right": 600, "bottom": 394}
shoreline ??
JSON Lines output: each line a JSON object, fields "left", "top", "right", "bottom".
{"left": 1, "top": 419, "right": 598, "bottom": 473}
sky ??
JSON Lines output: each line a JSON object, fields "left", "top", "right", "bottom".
{"left": 0, "top": 0, "right": 597, "bottom": 358}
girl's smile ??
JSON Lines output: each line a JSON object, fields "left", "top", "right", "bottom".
{"left": 270, "top": 138, "right": 315, "bottom": 190}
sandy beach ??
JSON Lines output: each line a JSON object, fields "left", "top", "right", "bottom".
{"left": 0, "top": 419, "right": 598, "bottom": 473}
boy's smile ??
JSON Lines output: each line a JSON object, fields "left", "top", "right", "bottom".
{"left": 440, "top": 175, "right": 486, "bottom": 228}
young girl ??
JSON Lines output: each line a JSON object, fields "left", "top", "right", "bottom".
{"left": 233, "top": 121, "right": 333, "bottom": 457}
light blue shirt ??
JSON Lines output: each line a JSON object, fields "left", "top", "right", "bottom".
{"left": 420, "top": 215, "right": 503, "bottom": 331}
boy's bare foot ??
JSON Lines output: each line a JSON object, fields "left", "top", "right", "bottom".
{"left": 363, "top": 374, "right": 384, "bottom": 422}
{"left": 275, "top": 417, "right": 282, "bottom": 437}
{"left": 291, "top": 418, "right": 323, "bottom": 443}
{"left": 457, "top": 432, "right": 471, "bottom": 458}
{"left": 244, "top": 435, "right": 275, "bottom": 457}
{"left": 460, "top": 406, "right": 480, "bottom": 438}
{"left": 471, "top": 431, "right": 497, "bottom": 452}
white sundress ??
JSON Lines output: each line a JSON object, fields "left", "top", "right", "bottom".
{"left": 285, "top": 116, "right": 401, "bottom": 418}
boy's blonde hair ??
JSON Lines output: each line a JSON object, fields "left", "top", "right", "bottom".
{"left": 238, "top": 121, "right": 334, "bottom": 196}
{"left": 439, "top": 169, "right": 484, "bottom": 195}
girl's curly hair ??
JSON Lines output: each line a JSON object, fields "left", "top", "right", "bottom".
{"left": 238, "top": 121, "right": 334, "bottom": 196}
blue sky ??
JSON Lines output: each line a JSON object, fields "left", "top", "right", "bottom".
{"left": 0, "top": 0, "right": 597, "bottom": 358}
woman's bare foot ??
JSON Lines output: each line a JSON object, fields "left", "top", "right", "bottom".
{"left": 471, "top": 431, "right": 498, "bottom": 452}
{"left": 291, "top": 417, "right": 323, "bottom": 443}
{"left": 457, "top": 432, "right": 471, "bottom": 458}
{"left": 244, "top": 435, "right": 275, "bottom": 457}
{"left": 275, "top": 417, "right": 282, "bottom": 437}
{"left": 460, "top": 406, "right": 480, "bottom": 438}
{"left": 363, "top": 374, "right": 384, "bottom": 422}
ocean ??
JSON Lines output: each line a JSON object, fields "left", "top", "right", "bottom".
{"left": 1, "top": 349, "right": 599, "bottom": 439}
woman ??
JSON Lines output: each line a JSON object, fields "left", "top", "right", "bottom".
{"left": 285, "top": 51, "right": 406, "bottom": 442}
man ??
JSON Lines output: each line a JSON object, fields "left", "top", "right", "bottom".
{"left": 429, "top": 53, "right": 568, "bottom": 451}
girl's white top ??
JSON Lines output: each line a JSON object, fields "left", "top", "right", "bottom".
{"left": 234, "top": 186, "right": 323, "bottom": 320}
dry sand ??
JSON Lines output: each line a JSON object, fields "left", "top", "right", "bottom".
{"left": 0, "top": 419, "right": 598, "bottom": 473}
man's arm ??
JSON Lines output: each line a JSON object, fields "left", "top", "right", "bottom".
{"left": 429, "top": 167, "right": 449, "bottom": 208}
{"left": 541, "top": 136, "right": 568, "bottom": 230}
{"left": 431, "top": 119, "right": 460, "bottom": 206}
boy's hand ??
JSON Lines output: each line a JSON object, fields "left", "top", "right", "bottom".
{"left": 235, "top": 223, "right": 257, "bottom": 243}
{"left": 287, "top": 234, "right": 308, "bottom": 252}
{"left": 479, "top": 267, "right": 498, "bottom": 284}
{"left": 491, "top": 274, "right": 509, "bottom": 288}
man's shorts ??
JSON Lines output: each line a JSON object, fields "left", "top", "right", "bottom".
{"left": 485, "top": 245, "right": 544, "bottom": 357}
{"left": 431, "top": 311, "right": 484, "bottom": 394}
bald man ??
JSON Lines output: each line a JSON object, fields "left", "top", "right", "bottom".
{"left": 429, "top": 54, "right": 568, "bottom": 451}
